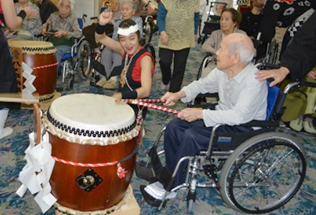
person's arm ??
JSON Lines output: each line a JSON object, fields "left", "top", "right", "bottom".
{"left": 135, "top": 55, "right": 153, "bottom": 98}
{"left": 1, "top": 0, "right": 25, "bottom": 30}
{"left": 201, "top": 30, "right": 218, "bottom": 54}
{"left": 157, "top": 2, "right": 166, "bottom": 34}
{"left": 95, "top": 11, "right": 123, "bottom": 55}
{"left": 194, "top": 12, "right": 199, "bottom": 35}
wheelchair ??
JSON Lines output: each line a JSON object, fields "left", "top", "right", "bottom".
{"left": 60, "top": 15, "right": 92, "bottom": 90}
{"left": 136, "top": 81, "right": 310, "bottom": 213}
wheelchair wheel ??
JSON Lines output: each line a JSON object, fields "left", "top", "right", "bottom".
{"left": 219, "top": 132, "right": 306, "bottom": 214}
{"left": 77, "top": 40, "right": 92, "bottom": 80}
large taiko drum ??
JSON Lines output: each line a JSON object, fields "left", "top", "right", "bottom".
{"left": 43, "top": 94, "right": 140, "bottom": 214}
{"left": 8, "top": 40, "right": 57, "bottom": 102}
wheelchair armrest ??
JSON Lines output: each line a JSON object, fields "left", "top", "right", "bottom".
{"left": 238, "top": 120, "right": 280, "bottom": 128}
{"left": 300, "top": 80, "right": 316, "bottom": 88}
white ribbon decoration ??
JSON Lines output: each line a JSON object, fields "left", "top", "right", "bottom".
{"left": 16, "top": 132, "right": 57, "bottom": 213}
{"left": 22, "top": 62, "right": 36, "bottom": 103}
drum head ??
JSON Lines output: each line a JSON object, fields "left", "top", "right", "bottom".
{"left": 8, "top": 40, "right": 56, "bottom": 54}
{"left": 44, "top": 94, "right": 139, "bottom": 145}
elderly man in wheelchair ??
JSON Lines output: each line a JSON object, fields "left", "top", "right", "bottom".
{"left": 138, "top": 33, "right": 306, "bottom": 213}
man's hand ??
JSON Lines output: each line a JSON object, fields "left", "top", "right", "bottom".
{"left": 177, "top": 108, "right": 203, "bottom": 122}
{"left": 161, "top": 91, "right": 185, "bottom": 106}
{"left": 255, "top": 67, "right": 290, "bottom": 87}
{"left": 99, "top": 11, "right": 113, "bottom": 25}
{"left": 160, "top": 31, "right": 168, "bottom": 45}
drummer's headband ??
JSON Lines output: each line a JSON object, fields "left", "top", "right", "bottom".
{"left": 118, "top": 24, "right": 139, "bottom": 36}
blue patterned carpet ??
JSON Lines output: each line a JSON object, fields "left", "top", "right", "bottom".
{"left": 1, "top": 34, "right": 315, "bottom": 215}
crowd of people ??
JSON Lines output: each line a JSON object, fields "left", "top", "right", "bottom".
{"left": 1, "top": 0, "right": 316, "bottom": 209}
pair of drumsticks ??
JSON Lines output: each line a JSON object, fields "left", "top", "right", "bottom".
{"left": 116, "top": 99, "right": 180, "bottom": 115}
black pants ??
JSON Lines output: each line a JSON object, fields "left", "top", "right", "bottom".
{"left": 159, "top": 47, "right": 190, "bottom": 92}
{"left": 0, "top": 30, "right": 18, "bottom": 109}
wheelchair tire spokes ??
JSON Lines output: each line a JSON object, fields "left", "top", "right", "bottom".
{"left": 219, "top": 132, "right": 306, "bottom": 214}
{"left": 77, "top": 40, "right": 92, "bottom": 80}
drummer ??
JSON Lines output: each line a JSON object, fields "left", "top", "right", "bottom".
{"left": 95, "top": 10, "right": 155, "bottom": 119}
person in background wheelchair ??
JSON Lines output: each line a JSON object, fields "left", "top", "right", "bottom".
{"left": 142, "top": 33, "right": 268, "bottom": 203}
{"left": 41, "top": 0, "right": 81, "bottom": 65}
{"left": 200, "top": 8, "right": 245, "bottom": 78}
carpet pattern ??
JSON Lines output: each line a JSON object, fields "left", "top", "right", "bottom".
{"left": 0, "top": 34, "right": 315, "bottom": 215}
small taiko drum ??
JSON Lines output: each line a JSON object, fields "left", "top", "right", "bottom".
{"left": 8, "top": 40, "right": 57, "bottom": 102}
{"left": 43, "top": 94, "right": 140, "bottom": 214}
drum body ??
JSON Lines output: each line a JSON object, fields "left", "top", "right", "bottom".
{"left": 43, "top": 94, "right": 139, "bottom": 214}
{"left": 9, "top": 40, "right": 57, "bottom": 101}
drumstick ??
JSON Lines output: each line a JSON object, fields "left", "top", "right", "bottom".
{"left": 117, "top": 98, "right": 163, "bottom": 104}
{"left": 0, "top": 93, "right": 39, "bottom": 104}
{"left": 129, "top": 100, "right": 179, "bottom": 115}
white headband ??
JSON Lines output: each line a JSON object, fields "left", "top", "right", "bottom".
{"left": 118, "top": 24, "right": 139, "bottom": 36}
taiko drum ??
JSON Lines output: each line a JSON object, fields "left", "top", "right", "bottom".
{"left": 9, "top": 40, "right": 57, "bottom": 101}
{"left": 43, "top": 94, "right": 139, "bottom": 214}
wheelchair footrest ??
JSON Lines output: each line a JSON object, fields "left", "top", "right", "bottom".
{"left": 140, "top": 185, "right": 167, "bottom": 208}
{"left": 135, "top": 161, "right": 156, "bottom": 182}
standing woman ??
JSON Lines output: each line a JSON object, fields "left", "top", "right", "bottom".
{"left": 0, "top": 0, "right": 35, "bottom": 139}
{"left": 158, "top": 0, "right": 200, "bottom": 92}
{"left": 95, "top": 11, "right": 154, "bottom": 118}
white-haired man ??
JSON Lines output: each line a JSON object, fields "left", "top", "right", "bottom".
{"left": 141, "top": 33, "right": 268, "bottom": 204}
{"left": 41, "top": 0, "right": 81, "bottom": 64}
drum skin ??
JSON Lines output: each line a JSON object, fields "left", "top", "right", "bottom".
{"left": 49, "top": 134, "right": 137, "bottom": 211}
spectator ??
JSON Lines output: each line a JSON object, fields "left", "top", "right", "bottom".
{"left": 201, "top": 8, "right": 246, "bottom": 78}
{"left": 7, "top": 0, "right": 41, "bottom": 40}
{"left": 240, "top": 0, "right": 264, "bottom": 39}
{"left": 141, "top": 33, "right": 267, "bottom": 204}
{"left": 239, "top": 0, "right": 266, "bottom": 60}
{"left": 95, "top": 12, "right": 154, "bottom": 118}
{"left": 258, "top": 0, "right": 316, "bottom": 57}
{"left": 41, "top": 0, "right": 81, "bottom": 65}
{"left": 33, "top": 0, "right": 58, "bottom": 24}
{"left": 158, "top": 0, "right": 200, "bottom": 93}
{"left": 0, "top": 0, "right": 36, "bottom": 139}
